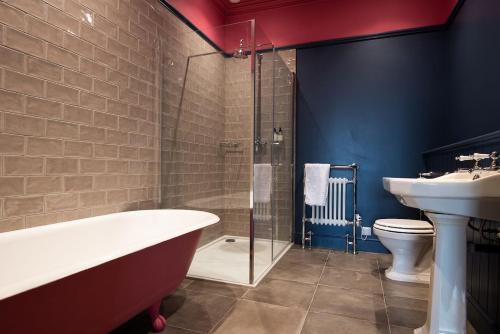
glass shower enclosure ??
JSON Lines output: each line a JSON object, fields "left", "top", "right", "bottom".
{"left": 159, "top": 18, "right": 296, "bottom": 285}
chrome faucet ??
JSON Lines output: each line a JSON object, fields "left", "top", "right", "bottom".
{"left": 455, "top": 152, "right": 499, "bottom": 172}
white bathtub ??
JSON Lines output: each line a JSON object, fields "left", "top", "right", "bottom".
{"left": 0, "top": 209, "right": 219, "bottom": 333}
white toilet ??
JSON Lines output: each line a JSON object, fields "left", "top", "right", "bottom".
{"left": 373, "top": 219, "right": 434, "bottom": 284}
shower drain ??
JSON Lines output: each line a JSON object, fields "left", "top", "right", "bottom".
{"left": 225, "top": 238, "right": 236, "bottom": 243}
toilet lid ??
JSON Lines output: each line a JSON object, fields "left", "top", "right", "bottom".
{"left": 374, "top": 219, "right": 434, "bottom": 234}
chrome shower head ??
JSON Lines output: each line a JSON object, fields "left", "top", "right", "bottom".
{"left": 233, "top": 39, "right": 248, "bottom": 59}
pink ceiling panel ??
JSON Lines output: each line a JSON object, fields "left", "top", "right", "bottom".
{"left": 166, "top": 0, "right": 459, "bottom": 49}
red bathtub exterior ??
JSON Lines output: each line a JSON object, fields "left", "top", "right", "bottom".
{"left": 0, "top": 229, "right": 201, "bottom": 334}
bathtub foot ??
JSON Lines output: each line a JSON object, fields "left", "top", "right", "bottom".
{"left": 147, "top": 301, "right": 166, "bottom": 332}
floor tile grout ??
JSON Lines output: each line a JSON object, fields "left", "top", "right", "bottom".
{"left": 377, "top": 258, "right": 393, "bottom": 334}
{"left": 296, "top": 249, "right": 331, "bottom": 334}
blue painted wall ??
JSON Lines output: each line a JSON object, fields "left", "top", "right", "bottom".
{"left": 295, "top": 0, "right": 500, "bottom": 252}
{"left": 447, "top": 0, "right": 500, "bottom": 142}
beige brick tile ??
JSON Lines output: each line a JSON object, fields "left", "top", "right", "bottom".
{"left": 79, "top": 0, "right": 106, "bottom": 17}
{"left": 0, "top": 46, "right": 25, "bottom": 72}
{"left": 94, "top": 14, "right": 117, "bottom": 38}
{"left": 129, "top": 21, "right": 147, "bottom": 40}
{"left": 0, "top": 89, "right": 24, "bottom": 113}
{"left": 64, "top": 0, "right": 93, "bottom": 25}
{"left": 64, "top": 140, "right": 92, "bottom": 157}
{"left": 80, "top": 158, "right": 105, "bottom": 173}
{"left": 4, "top": 156, "right": 43, "bottom": 175}
{"left": 118, "top": 58, "right": 138, "bottom": 77}
{"left": 94, "top": 143, "right": 118, "bottom": 158}
{"left": 61, "top": 207, "right": 92, "bottom": 220}
{"left": 26, "top": 176, "right": 63, "bottom": 194}
{"left": 46, "top": 82, "right": 79, "bottom": 104}
{"left": 139, "top": 147, "right": 155, "bottom": 161}
{"left": 4, "top": 113, "right": 45, "bottom": 136}
{"left": 46, "top": 193, "right": 78, "bottom": 211}
{"left": 4, "top": 196, "right": 43, "bottom": 216}
{"left": 106, "top": 129, "right": 128, "bottom": 144}
{"left": 94, "top": 111, "right": 117, "bottom": 129}
{"left": 95, "top": 47, "right": 118, "bottom": 68}
{"left": 27, "top": 57, "right": 62, "bottom": 81}
{"left": 0, "top": 177, "right": 24, "bottom": 196}
{"left": 80, "top": 23, "right": 106, "bottom": 46}
{"left": 25, "top": 15, "right": 64, "bottom": 45}
{"left": 128, "top": 105, "right": 148, "bottom": 120}
{"left": 138, "top": 94, "right": 154, "bottom": 111}
{"left": 129, "top": 187, "right": 147, "bottom": 201}
{"left": 129, "top": 133, "right": 147, "bottom": 146}
{"left": 27, "top": 137, "right": 63, "bottom": 156}
{"left": 119, "top": 87, "right": 138, "bottom": 104}
{"left": 25, "top": 212, "right": 62, "bottom": 228}
{"left": 80, "top": 125, "right": 105, "bottom": 142}
{"left": 93, "top": 174, "right": 118, "bottom": 189}
{"left": 3, "top": 70, "right": 44, "bottom": 97}
{"left": 118, "top": 146, "right": 138, "bottom": 159}
{"left": 46, "top": 120, "right": 79, "bottom": 139}
{"left": 106, "top": 189, "right": 128, "bottom": 204}
{"left": 79, "top": 190, "right": 106, "bottom": 207}
{"left": 105, "top": 6, "right": 128, "bottom": 30}
{"left": 129, "top": 76, "right": 148, "bottom": 95}
{"left": 63, "top": 105, "right": 92, "bottom": 125}
{"left": 106, "top": 160, "right": 128, "bottom": 173}
{"left": 107, "top": 37, "right": 129, "bottom": 59}
{"left": 107, "top": 99, "right": 128, "bottom": 116}
{"left": 118, "top": 116, "right": 138, "bottom": 132}
{"left": 4, "top": 0, "right": 47, "bottom": 19}
{"left": 63, "top": 68, "right": 92, "bottom": 90}
{"left": 107, "top": 69, "right": 128, "bottom": 88}
{"left": 63, "top": 32, "right": 93, "bottom": 59}
{"left": 64, "top": 175, "right": 93, "bottom": 191}
{"left": 118, "top": 174, "right": 139, "bottom": 188}
{"left": 80, "top": 58, "right": 106, "bottom": 80}
{"left": 46, "top": 157, "right": 78, "bottom": 174}
{"left": 93, "top": 79, "right": 118, "bottom": 99}
{"left": 0, "top": 217, "right": 25, "bottom": 232}
{"left": 26, "top": 96, "right": 63, "bottom": 119}
{"left": 47, "top": 6, "right": 79, "bottom": 35}
{"left": 47, "top": 44, "right": 79, "bottom": 69}
{"left": 80, "top": 91, "right": 106, "bottom": 111}
{"left": 0, "top": 2, "right": 25, "bottom": 30}
{"left": 0, "top": 134, "right": 25, "bottom": 154}
{"left": 44, "top": 0, "right": 64, "bottom": 10}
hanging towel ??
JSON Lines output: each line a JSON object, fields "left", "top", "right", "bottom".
{"left": 254, "top": 163, "right": 272, "bottom": 203}
{"left": 304, "top": 163, "right": 330, "bottom": 206}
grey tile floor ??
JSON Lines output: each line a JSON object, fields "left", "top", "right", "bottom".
{"left": 112, "top": 247, "right": 430, "bottom": 334}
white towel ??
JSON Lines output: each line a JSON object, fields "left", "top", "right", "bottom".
{"left": 254, "top": 163, "right": 272, "bottom": 203}
{"left": 304, "top": 163, "right": 330, "bottom": 206}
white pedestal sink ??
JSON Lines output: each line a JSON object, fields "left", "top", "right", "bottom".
{"left": 383, "top": 170, "right": 500, "bottom": 334}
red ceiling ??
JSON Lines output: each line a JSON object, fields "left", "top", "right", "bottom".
{"left": 166, "top": 0, "right": 459, "bottom": 49}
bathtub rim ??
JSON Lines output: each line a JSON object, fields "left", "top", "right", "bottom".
{"left": 0, "top": 209, "right": 219, "bottom": 301}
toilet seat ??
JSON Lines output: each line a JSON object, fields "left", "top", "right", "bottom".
{"left": 374, "top": 219, "right": 434, "bottom": 234}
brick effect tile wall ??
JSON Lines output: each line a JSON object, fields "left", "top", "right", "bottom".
{"left": 0, "top": 0, "right": 199, "bottom": 231}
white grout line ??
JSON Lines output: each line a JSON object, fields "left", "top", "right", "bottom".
{"left": 377, "top": 258, "right": 392, "bottom": 334}
{"left": 296, "top": 249, "right": 331, "bottom": 334}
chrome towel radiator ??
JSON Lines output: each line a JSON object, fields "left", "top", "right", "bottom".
{"left": 302, "top": 163, "right": 360, "bottom": 254}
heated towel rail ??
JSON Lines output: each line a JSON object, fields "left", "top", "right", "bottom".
{"left": 302, "top": 163, "right": 360, "bottom": 254}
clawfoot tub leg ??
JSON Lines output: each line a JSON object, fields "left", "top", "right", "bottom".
{"left": 147, "top": 301, "right": 166, "bottom": 332}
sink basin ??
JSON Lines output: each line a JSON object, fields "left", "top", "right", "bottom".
{"left": 383, "top": 170, "right": 500, "bottom": 334}
{"left": 383, "top": 170, "right": 500, "bottom": 221}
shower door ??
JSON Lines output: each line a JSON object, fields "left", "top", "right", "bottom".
{"left": 252, "top": 46, "right": 296, "bottom": 283}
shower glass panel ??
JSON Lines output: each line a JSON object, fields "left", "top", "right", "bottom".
{"left": 159, "top": 12, "right": 295, "bottom": 285}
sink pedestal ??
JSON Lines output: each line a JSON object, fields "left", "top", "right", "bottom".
{"left": 415, "top": 213, "right": 468, "bottom": 334}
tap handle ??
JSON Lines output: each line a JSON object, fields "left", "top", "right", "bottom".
{"left": 473, "top": 153, "right": 490, "bottom": 160}
{"left": 455, "top": 155, "right": 474, "bottom": 161}
{"left": 491, "top": 151, "right": 498, "bottom": 169}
